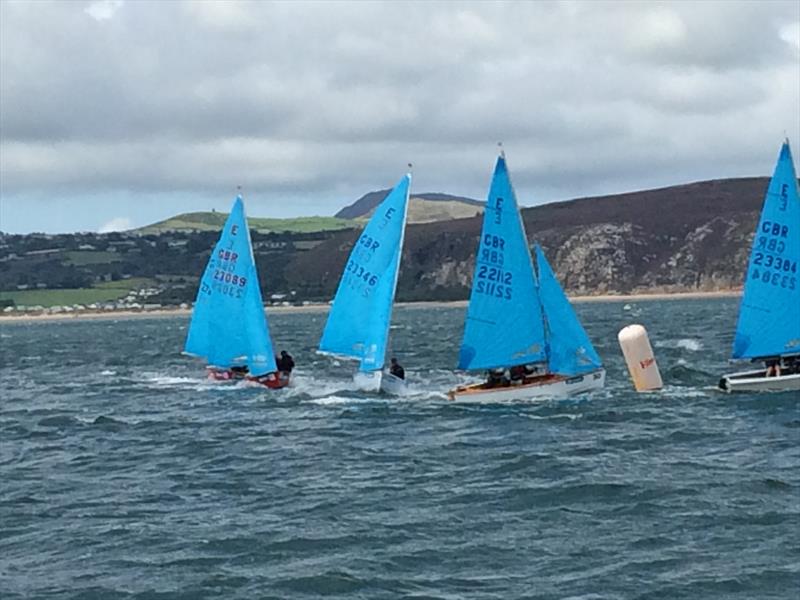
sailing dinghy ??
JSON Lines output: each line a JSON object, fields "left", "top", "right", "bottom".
{"left": 719, "top": 140, "right": 800, "bottom": 393}
{"left": 184, "top": 195, "right": 289, "bottom": 389}
{"left": 449, "top": 154, "right": 605, "bottom": 402}
{"left": 318, "top": 173, "right": 411, "bottom": 393}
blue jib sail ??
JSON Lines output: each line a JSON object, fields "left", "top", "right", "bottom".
{"left": 733, "top": 140, "right": 800, "bottom": 359}
{"left": 319, "top": 174, "right": 411, "bottom": 371}
{"left": 184, "top": 196, "right": 277, "bottom": 376}
{"left": 458, "top": 156, "right": 547, "bottom": 370}
{"left": 534, "top": 245, "right": 603, "bottom": 376}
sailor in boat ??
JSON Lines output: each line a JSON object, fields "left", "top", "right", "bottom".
{"left": 765, "top": 357, "right": 782, "bottom": 378}
{"left": 230, "top": 365, "right": 250, "bottom": 379}
{"left": 509, "top": 365, "right": 525, "bottom": 383}
{"left": 763, "top": 355, "right": 800, "bottom": 377}
{"left": 485, "top": 368, "right": 509, "bottom": 388}
{"left": 276, "top": 350, "right": 295, "bottom": 377}
{"left": 486, "top": 364, "right": 547, "bottom": 388}
{"left": 389, "top": 357, "right": 405, "bottom": 380}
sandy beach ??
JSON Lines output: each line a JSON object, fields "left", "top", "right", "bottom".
{"left": 0, "top": 290, "right": 741, "bottom": 325}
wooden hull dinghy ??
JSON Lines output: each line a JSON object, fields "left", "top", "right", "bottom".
{"left": 449, "top": 369, "right": 605, "bottom": 402}
{"left": 449, "top": 152, "right": 605, "bottom": 402}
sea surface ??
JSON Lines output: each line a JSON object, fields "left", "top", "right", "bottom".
{"left": 1, "top": 298, "right": 798, "bottom": 599}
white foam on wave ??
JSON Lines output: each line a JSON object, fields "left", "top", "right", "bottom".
{"left": 309, "top": 395, "right": 380, "bottom": 406}
{"left": 284, "top": 373, "right": 353, "bottom": 399}
{"left": 655, "top": 338, "right": 703, "bottom": 351}
{"left": 657, "top": 385, "right": 711, "bottom": 398}
{"left": 147, "top": 375, "right": 201, "bottom": 386}
{"left": 141, "top": 373, "right": 236, "bottom": 392}
{"left": 522, "top": 412, "right": 581, "bottom": 421}
{"left": 100, "top": 369, "right": 116, "bottom": 376}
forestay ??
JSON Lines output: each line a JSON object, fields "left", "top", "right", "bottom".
{"left": 319, "top": 174, "right": 411, "bottom": 372}
{"left": 458, "top": 156, "right": 547, "bottom": 370}
{"left": 732, "top": 141, "right": 800, "bottom": 359}
{"left": 184, "top": 196, "right": 277, "bottom": 376}
{"left": 535, "top": 245, "right": 603, "bottom": 376}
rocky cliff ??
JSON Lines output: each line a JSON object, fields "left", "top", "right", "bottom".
{"left": 287, "top": 177, "right": 780, "bottom": 300}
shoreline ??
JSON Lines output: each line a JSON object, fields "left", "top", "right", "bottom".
{"left": 0, "top": 290, "right": 741, "bottom": 324}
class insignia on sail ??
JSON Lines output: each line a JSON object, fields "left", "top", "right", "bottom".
{"left": 318, "top": 173, "right": 411, "bottom": 394}
{"left": 449, "top": 153, "right": 605, "bottom": 402}
{"left": 719, "top": 139, "right": 800, "bottom": 393}
{"left": 184, "top": 195, "right": 291, "bottom": 389}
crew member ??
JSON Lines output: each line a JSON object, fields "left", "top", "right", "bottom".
{"left": 389, "top": 357, "right": 405, "bottom": 380}
{"left": 509, "top": 365, "right": 526, "bottom": 382}
{"left": 277, "top": 350, "right": 295, "bottom": 374}
{"left": 765, "top": 357, "right": 781, "bottom": 378}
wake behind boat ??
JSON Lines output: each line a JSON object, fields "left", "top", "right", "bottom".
{"left": 449, "top": 153, "right": 605, "bottom": 402}
{"left": 318, "top": 173, "right": 411, "bottom": 394}
{"left": 719, "top": 139, "right": 800, "bottom": 393}
{"left": 184, "top": 195, "right": 290, "bottom": 389}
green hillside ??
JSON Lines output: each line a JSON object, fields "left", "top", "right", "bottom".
{"left": 0, "top": 278, "right": 155, "bottom": 308}
{"left": 137, "top": 212, "right": 358, "bottom": 234}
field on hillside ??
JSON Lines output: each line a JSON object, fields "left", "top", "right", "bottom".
{"left": 0, "top": 278, "right": 155, "bottom": 308}
{"left": 65, "top": 251, "right": 122, "bottom": 265}
{"left": 137, "top": 213, "right": 359, "bottom": 234}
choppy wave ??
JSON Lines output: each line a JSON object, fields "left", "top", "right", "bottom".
{"left": 2, "top": 299, "right": 798, "bottom": 599}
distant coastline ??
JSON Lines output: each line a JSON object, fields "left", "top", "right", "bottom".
{"left": 0, "top": 290, "right": 741, "bottom": 324}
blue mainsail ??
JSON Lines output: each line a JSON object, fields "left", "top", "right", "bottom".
{"left": 184, "top": 196, "right": 278, "bottom": 376}
{"left": 733, "top": 140, "right": 800, "bottom": 359}
{"left": 458, "top": 156, "right": 547, "bottom": 370}
{"left": 535, "top": 245, "right": 603, "bottom": 376}
{"left": 319, "top": 174, "right": 411, "bottom": 371}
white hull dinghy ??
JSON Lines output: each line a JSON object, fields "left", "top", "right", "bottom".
{"left": 380, "top": 372, "right": 408, "bottom": 395}
{"left": 449, "top": 152, "right": 605, "bottom": 403}
{"left": 719, "top": 368, "right": 800, "bottom": 393}
{"left": 352, "top": 370, "right": 382, "bottom": 392}
{"left": 318, "top": 173, "right": 412, "bottom": 395}
{"left": 719, "top": 139, "right": 800, "bottom": 394}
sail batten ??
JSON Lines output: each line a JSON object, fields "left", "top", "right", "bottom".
{"left": 732, "top": 141, "right": 800, "bottom": 360}
{"left": 458, "top": 156, "right": 547, "bottom": 370}
{"left": 184, "top": 196, "right": 277, "bottom": 376}
{"left": 319, "top": 175, "right": 411, "bottom": 372}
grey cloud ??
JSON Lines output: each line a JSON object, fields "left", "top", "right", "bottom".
{"left": 1, "top": 0, "right": 798, "bottom": 212}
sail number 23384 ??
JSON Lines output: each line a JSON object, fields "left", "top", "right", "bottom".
{"left": 751, "top": 220, "right": 796, "bottom": 290}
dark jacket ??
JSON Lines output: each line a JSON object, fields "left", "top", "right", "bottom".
{"left": 277, "top": 353, "right": 295, "bottom": 373}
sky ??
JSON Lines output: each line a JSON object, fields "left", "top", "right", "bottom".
{"left": 1, "top": 0, "right": 799, "bottom": 234}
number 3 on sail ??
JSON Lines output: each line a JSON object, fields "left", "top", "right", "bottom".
{"left": 449, "top": 152, "right": 605, "bottom": 402}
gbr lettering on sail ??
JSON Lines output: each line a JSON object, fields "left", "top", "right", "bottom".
{"left": 475, "top": 196, "right": 514, "bottom": 300}
{"left": 751, "top": 183, "right": 797, "bottom": 291}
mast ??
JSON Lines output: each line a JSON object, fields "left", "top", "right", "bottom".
{"left": 501, "top": 144, "right": 550, "bottom": 367}
{"left": 376, "top": 165, "right": 412, "bottom": 371}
